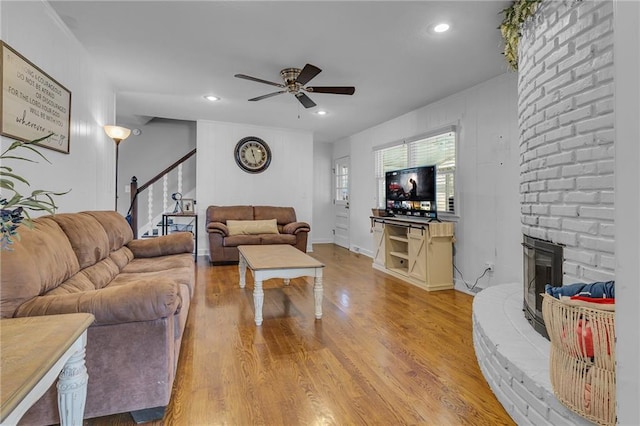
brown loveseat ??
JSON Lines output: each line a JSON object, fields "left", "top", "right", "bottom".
{"left": 206, "top": 205, "right": 310, "bottom": 264}
{"left": 0, "top": 211, "right": 194, "bottom": 425}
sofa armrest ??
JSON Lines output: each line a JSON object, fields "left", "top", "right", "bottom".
{"left": 282, "top": 221, "right": 310, "bottom": 235}
{"left": 207, "top": 221, "right": 229, "bottom": 236}
{"left": 127, "top": 232, "right": 193, "bottom": 258}
{"left": 14, "top": 279, "right": 181, "bottom": 325}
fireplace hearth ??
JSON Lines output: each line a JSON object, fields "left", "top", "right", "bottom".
{"left": 522, "top": 235, "right": 563, "bottom": 339}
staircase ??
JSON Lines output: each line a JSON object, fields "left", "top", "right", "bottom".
{"left": 128, "top": 149, "right": 196, "bottom": 238}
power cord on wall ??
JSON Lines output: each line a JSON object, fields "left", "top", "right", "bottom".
{"left": 454, "top": 264, "right": 491, "bottom": 292}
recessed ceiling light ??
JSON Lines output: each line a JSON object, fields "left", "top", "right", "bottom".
{"left": 204, "top": 95, "right": 220, "bottom": 102}
{"left": 316, "top": 110, "right": 328, "bottom": 116}
{"left": 433, "top": 23, "right": 450, "bottom": 33}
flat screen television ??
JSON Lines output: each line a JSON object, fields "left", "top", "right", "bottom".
{"left": 385, "top": 165, "right": 437, "bottom": 219}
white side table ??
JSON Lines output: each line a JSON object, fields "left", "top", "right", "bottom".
{"left": 1, "top": 313, "right": 94, "bottom": 425}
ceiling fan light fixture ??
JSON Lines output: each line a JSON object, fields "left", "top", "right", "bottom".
{"left": 204, "top": 95, "right": 220, "bottom": 102}
{"left": 433, "top": 23, "right": 450, "bottom": 33}
{"left": 235, "top": 63, "right": 354, "bottom": 109}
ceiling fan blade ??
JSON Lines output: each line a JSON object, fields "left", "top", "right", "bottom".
{"left": 235, "top": 74, "right": 284, "bottom": 88}
{"left": 307, "top": 86, "right": 355, "bottom": 95}
{"left": 248, "top": 91, "right": 286, "bottom": 102}
{"left": 295, "top": 64, "right": 322, "bottom": 85}
{"left": 295, "top": 93, "right": 316, "bottom": 108}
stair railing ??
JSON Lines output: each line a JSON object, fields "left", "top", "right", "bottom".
{"left": 128, "top": 148, "right": 196, "bottom": 238}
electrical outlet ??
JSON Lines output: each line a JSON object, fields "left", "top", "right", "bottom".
{"left": 485, "top": 262, "right": 494, "bottom": 272}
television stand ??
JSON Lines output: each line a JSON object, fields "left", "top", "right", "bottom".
{"left": 371, "top": 216, "right": 454, "bottom": 291}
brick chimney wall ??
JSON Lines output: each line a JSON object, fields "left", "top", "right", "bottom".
{"left": 519, "top": 0, "right": 615, "bottom": 283}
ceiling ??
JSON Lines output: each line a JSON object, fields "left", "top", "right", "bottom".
{"left": 49, "top": 1, "right": 511, "bottom": 143}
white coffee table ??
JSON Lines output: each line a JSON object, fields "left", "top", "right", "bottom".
{"left": 238, "top": 245, "right": 325, "bottom": 326}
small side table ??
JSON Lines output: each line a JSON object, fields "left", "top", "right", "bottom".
{"left": 161, "top": 213, "right": 198, "bottom": 262}
{"left": 0, "top": 313, "right": 95, "bottom": 425}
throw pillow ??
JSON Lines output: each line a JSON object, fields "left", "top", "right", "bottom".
{"left": 226, "top": 219, "right": 279, "bottom": 236}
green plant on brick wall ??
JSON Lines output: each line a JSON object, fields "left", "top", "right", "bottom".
{"left": 499, "top": 0, "right": 542, "bottom": 71}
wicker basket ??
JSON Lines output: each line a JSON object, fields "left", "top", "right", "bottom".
{"left": 542, "top": 293, "right": 616, "bottom": 426}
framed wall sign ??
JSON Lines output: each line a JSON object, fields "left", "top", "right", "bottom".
{"left": 1, "top": 41, "right": 72, "bottom": 153}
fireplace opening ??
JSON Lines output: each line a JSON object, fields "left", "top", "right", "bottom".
{"left": 522, "top": 235, "right": 563, "bottom": 339}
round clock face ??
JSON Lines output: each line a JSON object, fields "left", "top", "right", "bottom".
{"left": 234, "top": 137, "right": 271, "bottom": 173}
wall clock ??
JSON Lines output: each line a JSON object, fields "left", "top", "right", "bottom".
{"left": 234, "top": 136, "right": 271, "bottom": 173}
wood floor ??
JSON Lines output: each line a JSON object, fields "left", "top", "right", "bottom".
{"left": 86, "top": 244, "right": 514, "bottom": 426}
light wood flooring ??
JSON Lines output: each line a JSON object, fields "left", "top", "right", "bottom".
{"left": 87, "top": 244, "right": 514, "bottom": 425}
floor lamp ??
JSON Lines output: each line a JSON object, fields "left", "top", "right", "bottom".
{"left": 103, "top": 125, "right": 131, "bottom": 210}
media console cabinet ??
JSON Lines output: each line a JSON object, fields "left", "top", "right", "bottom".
{"left": 371, "top": 216, "right": 455, "bottom": 291}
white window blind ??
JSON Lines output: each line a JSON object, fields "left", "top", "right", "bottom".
{"left": 374, "top": 144, "right": 407, "bottom": 206}
{"left": 374, "top": 130, "right": 456, "bottom": 213}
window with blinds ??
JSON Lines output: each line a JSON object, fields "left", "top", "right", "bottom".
{"left": 374, "top": 130, "right": 456, "bottom": 213}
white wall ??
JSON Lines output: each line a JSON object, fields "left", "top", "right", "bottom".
{"left": 196, "top": 120, "right": 313, "bottom": 255}
{"left": 312, "top": 141, "right": 333, "bottom": 243}
{"left": 1, "top": 0, "right": 115, "bottom": 214}
{"left": 614, "top": 0, "right": 640, "bottom": 423}
{"left": 333, "top": 72, "right": 521, "bottom": 292}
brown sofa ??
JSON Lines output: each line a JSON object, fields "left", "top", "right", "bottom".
{"left": 0, "top": 211, "right": 194, "bottom": 425}
{"left": 206, "top": 205, "right": 310, "bottom": 264}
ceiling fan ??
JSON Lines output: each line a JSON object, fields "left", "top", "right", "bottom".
{"left": 235, "top": 63, "right": 355, "bottom": 109}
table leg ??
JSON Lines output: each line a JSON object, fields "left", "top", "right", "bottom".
{"left": 57, "top": 346, "right": 88, "bottom": 425}
{"left": 254, "top": 280, "right": 264, "bottom": 326}
{"left": 239, "top": 255, "right": 247, "bottom": 289}
{"left": 314, "top": 273, "right": 323, "bottom": 320}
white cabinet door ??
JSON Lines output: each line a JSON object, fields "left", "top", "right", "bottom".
{"left": 408, "top": 227, "right": 427, "bottom": 281}
{"left": 372, "top": 221, "right": 386, "bottom": 267}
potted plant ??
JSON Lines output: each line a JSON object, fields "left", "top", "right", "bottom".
{"left": 499, "top": 0, "right": 542, "bottom": 71}
{"left": 1, "top": 134, "right": 67, "bottom": 249}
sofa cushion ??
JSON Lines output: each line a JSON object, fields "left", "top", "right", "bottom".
{"left": 0, "top": 217, "right": 80, "bottom": 318}
{"left": 80, "top": 257, "right": 121, "bottom": 289}
{"left": 83, "top": 211, "right": 134, "bottom": 251}
{"left": 259, "top": 234, "right": 297, "bottom": 245}
{"left": 52, "top": 213, "right": 111, "bottom": 269}
{"left": 224, "top": 235, "right": 261, "bottom": 247}
{"left": 114, "top": 267, "right": 195, "bottom": 298}
{"left": 127, "top": 233, "right": 193, "bottom": 258}
{"left": 14, "top": 279, "right": 181, "bottom": 325}
{"left": 253, "top": 206, "right": 297, "bottom": 225}
{"left": 110, "top": 246, "right": 135, "bottom": 270}
{"left": 123, "top": 254, "right": 195, "bottom": 275}
{"left": 207, "top": 205, "right": 254, "bottom": 223}
{"left": 227, "top": 219, "right": 279, "bottom": 236}
{"left": 46, "top": 273, "right": 96, "bottom": 295}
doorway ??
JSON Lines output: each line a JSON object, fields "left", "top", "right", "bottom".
{"left": 333, "top": 156, "right": 350, "bottom": 249}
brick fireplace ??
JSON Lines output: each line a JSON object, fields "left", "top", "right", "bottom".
{"left": 519, "top": 0, "right": 615, "bottom": 331}
{"left": 473, "top": 1, "right": 617, "bottom": 424}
